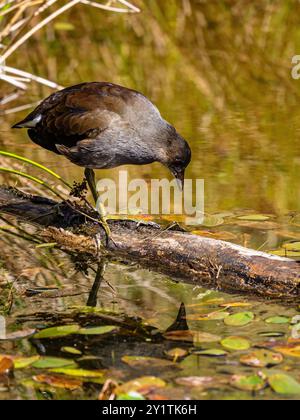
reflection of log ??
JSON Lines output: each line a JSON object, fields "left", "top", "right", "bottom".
{"left": 0, "top": 186, "right": 299, "bottom": 300}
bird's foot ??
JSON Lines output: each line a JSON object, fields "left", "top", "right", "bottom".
{"left": 95, "top": 215, "right": 117, "bottom": 248}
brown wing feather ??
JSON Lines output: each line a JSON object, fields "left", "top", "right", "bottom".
{"left": 16, "top": 82, "right": 140, "bottom": 153}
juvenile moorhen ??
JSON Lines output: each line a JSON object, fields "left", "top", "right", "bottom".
{"left": 13, "top": 82, "right": 191, "bottom": 238}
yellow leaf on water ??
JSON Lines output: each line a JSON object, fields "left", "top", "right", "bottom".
{"left": 274, "top": 345, "right": 300, "bottom": 358}
{"left": 33, "top": 374, "right": 82, "bottom": 390}
{"left": 115, "top": 376, "right": 166, "bottom": 396}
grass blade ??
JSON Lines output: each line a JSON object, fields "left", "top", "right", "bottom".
{"left": 0, "top": 167, "right": 66, "bottom": 200}
{"left": 0, "top": 151, "right": 72, "bottom": 189}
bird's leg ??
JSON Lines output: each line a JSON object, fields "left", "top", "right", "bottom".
{"left": 84, "top": 167, "right": 98, "bottom": 204}
{"left": 86, "top": 261, "right": 106, "bottom": 307}
{"left": 84, "top": 168, "right": 111, "bottom": 243}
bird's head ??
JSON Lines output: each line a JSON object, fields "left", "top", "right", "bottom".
{"left": 157, "top": 124, "right": 191, "bottom": 190}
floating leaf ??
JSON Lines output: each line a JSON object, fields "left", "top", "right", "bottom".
{"left": 237, "top": 214, "right": 270, "bottom": 222}
{"left": 220, "top": 302, "right": 253, "bottom": 309}
{"left": 0, "top": 358, "right": 13, "bottom": 375}
{"left": 230, "top": 374, "right": 266, "bottom": 392}
{"left": 192, "top": 230, "right": 237, "bottom": 241}
{"left": 265, "top": 316, "right": 290, "bottom": 325}
{"left": 50, "top": 367, "right": 105, "bottom": 378}
{"left": 61, "top": 347, "right": 82, "bottom": 356}
{"left": 268, "top": 374, "right": 300, "bottom": 395}
{"left": 186, "top": 311, "right": 229, "bottom": 321}
{"left": 193, "top": 348, "right": 228, "bottom": 357}
{"left": 274, "top": 344, "right": 300, "bottom": 358}
{"left": 270, "top": 249, "right": 300, "bottom": 258}
{"left": 33, "top": 325, "right": 80, "bottom": 339}
{"left": 32, "top": 357, "right": 76, "bottom": 369}
{"left": 117, "top": 392, "right": 145, "bottom": 400}
{"left": 224, "top": 312, "right": 254, "bottom": 327}
{"left": 221, "top": 336, "right": 251, "bottom": 351}
{"left": 187, "top": 298, "right": 225, "bottom": 308}
{"left": 164, "top": 330, "right": 220, "bottom": 344}
{"left": 240, "top": 350, "right": 283, "bottom": 368}
{"left": 121, "top": 356, "right": 175, "bottom": 369}
{"left": 201, "top": 215, "right": 224, "bottom": 227}
{"left": 115, "top": 376, "right": 166, "bottom": 396}
{"left": 175, "top": 376, "right": 227, "bottom": 390}
{"left": 283, "top": 242, "right": 300, "bottom": 251}
{"left": 10, "top": 356, "right": 39, "bottom": 370}
{"left": 33, "top": 374, "right": 82, "bottom": 390}
{"left": 78, "top": 326, "right": 118, "bottom": 335}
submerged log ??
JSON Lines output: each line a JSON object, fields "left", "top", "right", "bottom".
{"left": 0, "top": 185, "right": 299, "bottom": 300}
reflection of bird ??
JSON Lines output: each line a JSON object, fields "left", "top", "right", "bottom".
{"left": 13, "top": 82, "right": 191, "bottom": 239}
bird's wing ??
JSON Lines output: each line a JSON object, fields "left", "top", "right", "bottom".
{"left": 14, "top": 83, "right": 135, "bottom": 150}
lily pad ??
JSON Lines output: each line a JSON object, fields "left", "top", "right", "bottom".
{"left": 268, "top": 374, "right": 300, "bottom": 395}
{"left": 121, "top": 356, "right": 175, "bottom": 369}
{"left": 265, "top": 316, "right": 290, "bottom": 325}
{"left": 270, "top": 249, "right": 300, "bottom": 258}
{"left": 33, "top": 374, "right": 82, "bottom": 390}
{"left": 224, "top": 312, "right": 254, "bottom": 327}
{"left": 220, "top": 302, "right": 253, "bottom": 309}
{"left": 115, "top": 376, "right": 166, "bottom": 396}
{"left": 117, "top": 392, "right": 145, "bottom": 400}
{"left": 230, "top": 374, "right": 266, "bottom": 392}
{"left": 61, "top": 347, "right": 82, "bottom": 356}
{"left": 163, "top": 330, "right": 220, "bottom": 344}
{"left": 13, "top": 356, "right": 40, "bottom": 369}
{"left": 193, "top": 348, "right": 228, "bottom": 357}
{"left": 201, "top": 215, "right": 224, "bottom": 227}
{"left": 237, "top": 214, "right": 271, "bottom": 221}
{"left": 78, "top": 326, "right": 118, "bottom": 335}
{"left": 221, "top": 336, "right": 251, "bottom": 351}
{"left": 240, "top": 350, "right": 283, "bottom": 368}
{"left": 175, "top": 376, "right": 228, "bottom": 390}
{"left": 50, "top": 367, "right": 105, "bottom": 378}
{"left": 274, "top": 344, "right": 300, "bottom": 358}
{"left": 32, "top": 357, "right": 76, "bottom": 369}
{"left": 283, "top": 242, "right": 300, "bottom": 251}
{"left": 0, "top": 358, "right": 13, "bottom": 375}
{"left": 186, "top": 311, "right": 229, "bottom": 321}
{"left": 33, "top": 325, "right": 80, "bottom": 339}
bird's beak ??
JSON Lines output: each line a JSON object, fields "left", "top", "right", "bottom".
{"left": 172, "top": 168, "right": 185, "bottom": 191}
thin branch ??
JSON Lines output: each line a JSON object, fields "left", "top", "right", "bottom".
{"left": 2, "top": 65, "right": 64, "bottom": 89}
{"left": 1, "top": 0, "right": 82, "bottom": 61}
{"left": 80, "top": 0, "right": 140, "bottom": 13}
{"left": 0, "top": 92, "right": 21, "bottom": 106}
{"left": 0, "top": 0, "right": 43, "bottom": 18}
{"left": 2, "top": 102, "right": 39, "bottom": 114}
{"left": 117, "top": 0, "right": 140, "bottom": 13}
{"left": 0, "top": 73, "right": 27, "bottom": 89}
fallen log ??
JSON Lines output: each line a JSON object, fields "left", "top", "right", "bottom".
{"left": 0, "top": 185, "right": 299, "bottom": 300}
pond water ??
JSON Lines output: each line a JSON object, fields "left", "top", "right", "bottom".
{"left": 0, "top": 0, "right": 300, "bottom": 400}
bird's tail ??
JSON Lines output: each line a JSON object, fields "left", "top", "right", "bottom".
{"left": 12, "top": 114, "right": 42, "bottom": 129}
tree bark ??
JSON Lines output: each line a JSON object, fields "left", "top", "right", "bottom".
{"left": 0, "top": 186, "right": 299, "bottom": 300}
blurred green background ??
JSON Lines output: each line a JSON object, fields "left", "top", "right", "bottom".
{"left": 1, "top": 0, "right": 300, "bottom": 217}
